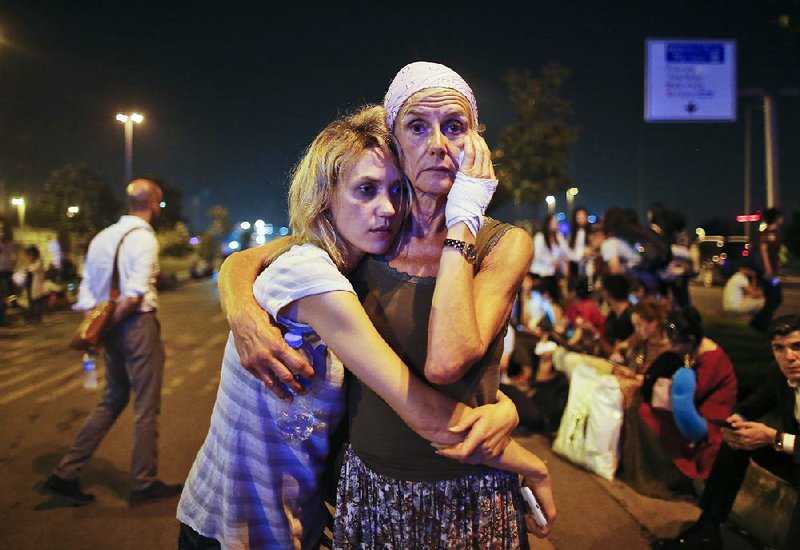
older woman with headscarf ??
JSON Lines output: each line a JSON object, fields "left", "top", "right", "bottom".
{"left": 218, "top": 62, "right": 554, "bottom": 548}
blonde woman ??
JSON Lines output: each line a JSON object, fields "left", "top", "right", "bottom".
{"left": 178, "top": 106, "right": 529, "bottom": 550}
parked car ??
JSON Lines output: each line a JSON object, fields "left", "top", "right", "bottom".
{"left": 693, "top": 235, "right": 753, "bottom": 287}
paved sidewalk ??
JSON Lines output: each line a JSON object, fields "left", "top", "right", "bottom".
{"left": 517, "top": 433, "right": 763, "bottom": 549}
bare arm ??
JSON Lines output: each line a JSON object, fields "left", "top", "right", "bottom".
{"left": 427, "top": 224, "right": 533, "bottom": 384}
{"left": 298, "top": 291, "right": 519, "bottom": 458}
{"left": 297, "top": 290, "right": 469, "bottom": 445}
{"left": 218, "top": 240, "right": 313, "bottom": 396}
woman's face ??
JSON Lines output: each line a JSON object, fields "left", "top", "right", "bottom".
{"left": 393, "top": 89, "right": 471, "bottom": 196}
{"left": 632, "top": 313, "right": 658, "bottom": 340}
{"left": 330, "top": 147, "right": 404, "bottom": 267}
{"left": 548, "top": 216, "right": 559, "bottom": 232}
{"left": 575, "top": 209, "right": 588, "bottom": 227}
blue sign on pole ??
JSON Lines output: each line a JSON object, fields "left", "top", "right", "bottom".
{"left": 645, "top": 39, "right": 737, "bottom": 122}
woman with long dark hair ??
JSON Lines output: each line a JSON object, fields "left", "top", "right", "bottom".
{"left": 530, "top": 214, "right": 565, "bottom": 304}
{"left": 565, "top": 207, "right": 589, "bottom": 276}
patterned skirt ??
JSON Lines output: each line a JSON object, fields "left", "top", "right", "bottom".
{"left": 333, "top": 446, "right": 529, "bottom": 549}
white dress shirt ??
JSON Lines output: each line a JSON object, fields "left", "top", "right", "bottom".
{"left": 75, "top": 215, "right": 159, "bottom": 313}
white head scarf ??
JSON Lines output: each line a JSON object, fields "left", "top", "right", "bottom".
{"left": 383, "top": 61, "right": 478, "bottom": 130}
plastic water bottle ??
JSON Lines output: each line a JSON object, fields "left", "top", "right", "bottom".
{"left": 272, "top": 330, "right": 317, "bottom": 443}
{"left": 82, "top": 351, "right": 98, "bottom": 390}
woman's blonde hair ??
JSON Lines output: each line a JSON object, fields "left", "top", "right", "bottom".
{"left": 270, "top": 105, "right": 404, "bottom": 270}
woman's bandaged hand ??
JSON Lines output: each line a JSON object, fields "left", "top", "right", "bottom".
{"left": 445, "top": 172, "right": 498, "bottom": 236}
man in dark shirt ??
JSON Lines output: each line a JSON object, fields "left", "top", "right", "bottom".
{"left": 751, "top": 207, "right": 784, "bottom": 333}
{"left": 600, "top": 274, "right": 634, "bottom": 356}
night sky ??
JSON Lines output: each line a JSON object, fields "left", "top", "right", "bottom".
{"left": 2, "top": 0, "right": 799, "bottom": 232}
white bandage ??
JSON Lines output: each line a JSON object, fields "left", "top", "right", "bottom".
{"left": 445, "top": 171, "right": 498, "bottom": 236}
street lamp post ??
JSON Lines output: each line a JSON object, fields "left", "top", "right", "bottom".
{"left": 115, "top": 112, "right": 144, "bottom": 182}
{"left": 10, "top": 197, "right": 25, "bottom": 228}
{"left": 566, "top": 187, "right": 579, "bottom": 219}
{"left": 545, "top": 195, "right": 556, "bottom": 215}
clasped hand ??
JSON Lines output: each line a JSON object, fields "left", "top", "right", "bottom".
{"left": 431, "top": 397, "right": 519, "bottom": 463}
{"left": 721, "top": 414, "right": 776, "bottom": 451}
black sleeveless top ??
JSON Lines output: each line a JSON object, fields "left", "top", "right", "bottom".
{"left": 347, "top": 218, "right": 516, "bottom": 481}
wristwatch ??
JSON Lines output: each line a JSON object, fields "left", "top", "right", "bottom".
{"left": 774, "top": 430, "right": 784, "bottom": 451}
{"left": 443, "top": 238, "right": 478, "bottom": 264}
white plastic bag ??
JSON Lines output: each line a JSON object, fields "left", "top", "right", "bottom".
{"left": 553, "top": 364, "right": 624, "bottom": 480}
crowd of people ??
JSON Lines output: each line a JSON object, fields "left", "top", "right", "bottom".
{"left": 0, "top": 221, "right": 79, "bottom": 326}
{"left": 29, "top": 59, "right": 795, "bottom": 550}
{"left": 500, "top": 198, "right": 795, "bottom": 549}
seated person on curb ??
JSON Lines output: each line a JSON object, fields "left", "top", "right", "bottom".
{"left": 722, "top": 260, "right": 765, "bottom": 315}
{"left": 564, "top": 276, "right": 605, "bottom": 355}
{"left": 610, "top": 299, "right": 671, "bottom": 379}
{"left": 653, "top": 314, "right": 800, "bottom": 550}
{"left": 620, "top": 307, "right": 737, "bottom": 499}
{"left": 599, "top": 274, "right": 634, "bottom": 357}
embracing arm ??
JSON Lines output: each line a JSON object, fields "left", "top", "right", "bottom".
{"left": 217, "top": 239, "right": 313, "bottom": 395}
{"left": 297, "top": 290, "right": 470, "bottom": 445}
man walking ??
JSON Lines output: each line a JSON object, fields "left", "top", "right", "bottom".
{"left": 42, "top": 179, "right": 182, "bottom": 506}
{"left": 654, "top": 313, "right": 800, "bottom": 549}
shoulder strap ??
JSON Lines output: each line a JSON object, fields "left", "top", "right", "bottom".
{"left": 110, "top": 227, "right": 149, "bottom": 299}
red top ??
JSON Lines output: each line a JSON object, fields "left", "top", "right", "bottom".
{"left": 565, "top": 298, "right": 606, "bottom": 338}
{"left": 637, "top": 345, "right": 737, "bottom": 479}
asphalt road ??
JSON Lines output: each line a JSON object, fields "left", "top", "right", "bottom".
{"left": 1, "top": 279, "right": 228, "bottom": 549}
{"left": 1, "top": 280, "right": 792, "bottom": 549}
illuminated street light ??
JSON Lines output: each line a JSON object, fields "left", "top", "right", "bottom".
{"left": 566, "top": 187, "right": 579, "bottom": 218}
{"left": 240, "top": 221, "right": 252, "bottom": 230}
{"left": 115, "top": 112, "right": 144, "bottom": 182}
{"left": 66, "top": 205, "right": 80, "bottom": 218}
{"left": 545, "top": 195, "right": 556, "bottom": 215}
{"left": 11, "top": 197, "right": 26, "bottom": 227}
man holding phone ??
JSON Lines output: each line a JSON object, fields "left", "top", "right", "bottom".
{"left": 654, "top": 314, "right": 800, "bottom": 550}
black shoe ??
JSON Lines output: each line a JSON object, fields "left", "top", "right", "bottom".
{"left": 651, "top": 520, "right": 722, "bottom": 550}
{"left": 129, "top": 480, "right": 183, "bottom": 506}
{"left": 40, "top": 474, "right": 96, "bottom": 506}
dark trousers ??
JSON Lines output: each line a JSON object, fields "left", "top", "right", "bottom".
{"left": 177, "top": 523, "right": 221, "bottom": 550}
{"left": 0, "top": 270, "right": 13, "bottom": 323}
{"left": 700, "top": 442, "right": 800, "bottom": 547}
{"left": 54, "top": 312, "right": 165, "bottom": 490}
{"left": 751, "top": 278, "right": 782, "bottom": 331}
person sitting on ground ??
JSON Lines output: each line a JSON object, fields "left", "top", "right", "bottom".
{"left": 722, "top": 259, "right": 765, "bottom": 315}
{"left": 620, "top": 307, "right": 737, "bottom": 499}
{"left": 564, "top": 275, "right": 605, "bottom": 354}
{"left": 599, "top": 274, "right": 634, "bottom": 357}
{"left": 653, "top": 314, "right": 800, "bottom": 550}
{"left": 611, "top": 299, "right": 671, "bottom": 377}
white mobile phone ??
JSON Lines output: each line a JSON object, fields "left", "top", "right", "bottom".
{"left": 457, "top": 148, "right": 465, "bottom": 168}
{"left": 520, "top": 486, "right": 548, "bottom": 528}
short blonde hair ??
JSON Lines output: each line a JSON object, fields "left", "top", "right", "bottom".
{"left": 276, "top": 105, "right": 403, "bottom": 269}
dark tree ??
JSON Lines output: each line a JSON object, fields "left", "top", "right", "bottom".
{"left": 491, "top": 62, "right": 580, "bottom": 218}
{"left": 29, "top": 164, "right": 121, "bottom": 233}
